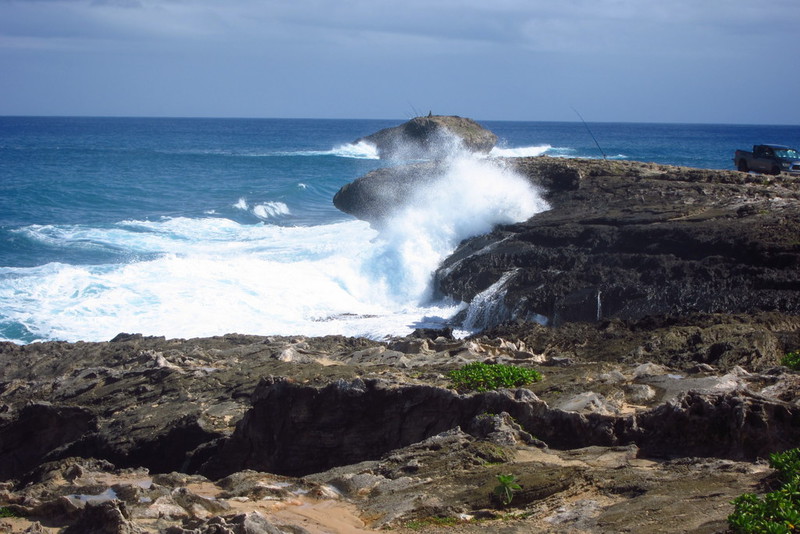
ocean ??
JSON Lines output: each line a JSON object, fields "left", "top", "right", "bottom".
{"left": 1, "top": 117, "right": 798, "bottom": 344}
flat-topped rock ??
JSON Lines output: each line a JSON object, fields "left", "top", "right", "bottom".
{"left": 355, "top": 115, "right": 497, "bottom": 159}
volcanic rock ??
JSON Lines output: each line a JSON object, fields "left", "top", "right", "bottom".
{"left": 434, "top": 157, "right": 800, "bottom": 329}
{"left": 0, "top": 321, "right": 799, "bottom": 531}
{"left": 332, "top": 161, "right": 443, "bottom": 226}
{"left": 354, "top": 115, "right": 497, "bottom": 159}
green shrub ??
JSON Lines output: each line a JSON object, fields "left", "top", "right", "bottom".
{"left": 448, "top": 362, "right": 541, "bottom": 393}
{"left": 728, "top": 448, "right": 800, "bottom": 533}
{"left": 781, "top": 352, "right": 800, "bottom": 371}
{"left": 0, "top": 506, "right": 22, "bottom": 518}
{"left": 493, "top": 474, "right": 522, "bottom": 506}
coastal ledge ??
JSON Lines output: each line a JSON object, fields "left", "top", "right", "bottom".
{"left": 436, "top": 157, "right": 800, "bottom": 328}
{"left": 0, "top": 313, "right": 799, "bottom": 532}
{"left": 334, "top": 155, "right": 800, "bottom": 329}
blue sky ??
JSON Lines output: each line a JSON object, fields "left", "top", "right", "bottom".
{"left": 1, "top": 0, "right": 798, "bottom": 124}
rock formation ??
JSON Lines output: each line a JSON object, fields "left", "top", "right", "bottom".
{"left": 436, "top": 158, "right": 800, "bottom": 329}
{"left": 1, "top": 314, "right": 799, "bottom": 531}
{"left": 354, "top": 115, "right": 497, "bottom": 159}
{"left": 332, "top": 161, "right": 445, "bottom": 226}
{"left": 333, "top": 156, "right": 800, "bottom": 329}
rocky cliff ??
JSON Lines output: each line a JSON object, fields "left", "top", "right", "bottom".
{"left": 437, "top": 158, "right": 800, "bottom": 328}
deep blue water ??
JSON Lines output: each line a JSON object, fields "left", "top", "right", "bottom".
{"left": 1, "top": 117, "right": 798, "bottom": 343}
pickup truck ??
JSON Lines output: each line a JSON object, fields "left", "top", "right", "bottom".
{"left": 734, "top": 144, "right": 800, "bottom": 175}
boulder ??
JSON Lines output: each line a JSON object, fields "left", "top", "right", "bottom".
{"left": 355, "top": 115, "right": 497, "bottom": 159}
{"left": 61, "top": 500, "right": 145, "bottom": 534}
{"left": 332, "top": 162, "right": 442, "bottom": 226}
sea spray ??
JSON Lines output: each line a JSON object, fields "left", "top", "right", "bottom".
{"left": 357, "top": 139, "right": 549, "bottom": 305}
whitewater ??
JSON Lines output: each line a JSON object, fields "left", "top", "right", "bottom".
{"left": 3, "top": 117, "right": 797, "bottom": 344}
{"left": 0, "top": 119, "right": 549, "bottom": 343}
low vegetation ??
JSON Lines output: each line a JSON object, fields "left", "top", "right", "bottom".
{"left": 781, "top": 352, "right": 800, "bottom": 371}
{"left": 448, "top": 362, "right": 541, "bottom": 393}
{"left": 728, "top": 448, "right": 800, "bottom": 533}
{"left": 404, "top": 516, "right": 459, "bottom": 530}
{"left": 493, "top": 474, "right": 523, "bottom": 507}
{"left": 0, "top": 507, "right": 22, "bottom": 518}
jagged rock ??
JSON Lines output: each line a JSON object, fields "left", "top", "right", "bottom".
{"left": 635, "top": 390, "right": 800, "bottom": 459}
{"left": 215, "top": 471, "right": 297, "bottom": 501}
{"left": 139, "top": 494, "right": 189, "bottom": 520}
{"left": 163, "top": 512, "right": 284, "bottom": 534}
{"left": 624, "top": 384, "right": 657, "bottom": 403}
{"left": 200, "top": 375, "right": 800, "bottom": 480}
{"left": 555, "top": 392, "right": 619, "bottom": 415}
{"left": 0, "top": 404, "right": 97, "bottom": 480}
{"left": 354, "top": 115, "right": 497, "bottom": 159}
{"left": 170, "top": 487, "right": 230, "bottom": 518}
{"left": 199, "top": 378, "right": 552, "bottom": 478}
{"left": 61, "top": 500, "right": 144, "bottom": 534}
{"left": 20, "top": 522, "right": 47, "bottom": 534}
{"left": 466, "top": 411, "right": 543, "bottom": 447}
{"left": 0, "top": 322, "right": 798, "bottom": 532}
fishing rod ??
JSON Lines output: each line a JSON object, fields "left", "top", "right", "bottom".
{"left": 571, "top": 107, "right": 607, "bottom": 160}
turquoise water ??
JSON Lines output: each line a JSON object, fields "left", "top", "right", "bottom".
{"left": 1, "top": 117, "right": 798, "bottom": 343}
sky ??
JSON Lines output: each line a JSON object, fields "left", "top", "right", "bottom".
{"left": 0, "top": 0, "right": 798, "bottom": 124}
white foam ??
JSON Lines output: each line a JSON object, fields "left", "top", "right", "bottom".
{"left": 252, "top": 201, "right": 290, "bottom": 219}
{"left": 489, "top": 144, "right": 552, "bottom": 158}
{"left": 284, "top": 141, "right": 380, "bottom": 160}
{"left": 462, "top": 269, "right": 518, "bottom": 329}
{"left": 1, "top": 139, "right": 549, "bottom": 344}
{"left": 328, "top": 141, "right": 380, "bottom": 160}
{"left": 360, "top": 153, "right": 548, "bottom": 305}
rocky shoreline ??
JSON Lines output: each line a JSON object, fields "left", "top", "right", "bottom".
{"left": 2, "top": 156, "right": 800, "bottom": 533}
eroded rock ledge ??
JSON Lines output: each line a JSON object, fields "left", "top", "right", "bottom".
{"left": 1, "top": 312, "right": 799, "bottom": 532}
{"left": 203, "top": 376, "right": 800, "bottom": 480}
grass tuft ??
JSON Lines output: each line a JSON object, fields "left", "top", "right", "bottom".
{"left": 448, "top": 362, "right": 541, "bottom": 393}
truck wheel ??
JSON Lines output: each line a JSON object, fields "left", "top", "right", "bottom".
{"left": 737, "top": 160, "right": 748, "bottom": 172}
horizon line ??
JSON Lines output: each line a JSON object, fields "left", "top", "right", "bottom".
{"left": 1, "top": 114, "right": 799, "bottom": 128}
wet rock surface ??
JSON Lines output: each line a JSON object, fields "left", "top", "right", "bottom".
{"left": 435, "top": 158, "right": 800, "bottom": 328}
{"left": 1, "top": 312, "right": 799, "bottom": 532}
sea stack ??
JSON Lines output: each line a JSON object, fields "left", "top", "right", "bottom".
{"left": 355, "top": 115, "right": 498, "bottom": 159}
